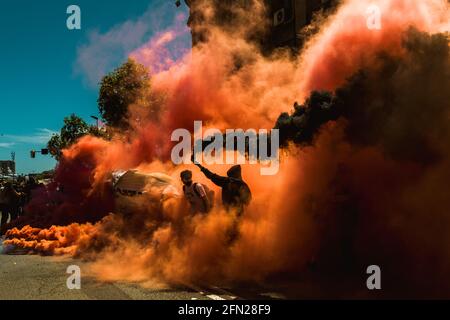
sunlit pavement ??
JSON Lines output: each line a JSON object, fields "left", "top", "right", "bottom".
{"left": 0, "top": 240, "right": 292, "bottom": 300}
{"left": 0, "top": 250, "right": 214, "bottom": 300}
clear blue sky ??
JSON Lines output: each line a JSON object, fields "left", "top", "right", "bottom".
{"left": 0, "top": 0, "right": 189, "bottom": 174}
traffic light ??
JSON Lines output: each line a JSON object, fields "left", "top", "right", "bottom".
{"left": 30, "top": 150, "right": 36, "bottom": 159}
{"left": 41, "top": 148, "right": 49, "bottom": 155}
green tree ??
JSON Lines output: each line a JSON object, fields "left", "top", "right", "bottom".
{"left": 47, "top": 114, "right": 109, "bottom": 160}
{"left": 98, "top": 59, "right": 151, "bottom": 128}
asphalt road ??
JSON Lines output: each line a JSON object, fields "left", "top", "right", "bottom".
{"left": 0, "top": 255, "right": 206, "bottom": 300}
{"left": 0, "top": 238, "right": 292, "bottom": 300}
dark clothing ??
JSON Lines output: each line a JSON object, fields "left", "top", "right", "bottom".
{"left": 24, "top": 181, "right": 38, "bottom": 203}
{"left": 183, "top": 182, "right": 212, "bottom": 214}
{"left": 0, "top": 204, "right": 8, "bottom": 226}
{"left": 0, "top": 205, "right": 18, "bottom": 227}
{"left": 9, "top": 204, "right": 19, "bottom": 220}
{"left": 199, "top": 166, "right": 251, "bottom": 215}
{"left": 0, "top": 186, "right": 21, "bottom": 227}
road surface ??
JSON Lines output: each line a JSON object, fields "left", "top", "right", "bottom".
{"left": 0, "top": 238, "right": 293, "bottom": 300}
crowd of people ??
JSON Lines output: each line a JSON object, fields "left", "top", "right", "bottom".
{"left": 0, "top": 162, "right": 252, "bottom": 241}
{"left": 0, "top": 177, "right": 39, "bottom": 229}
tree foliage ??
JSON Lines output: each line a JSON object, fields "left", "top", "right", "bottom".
{"left": 47, "top": 60, "right": 150, "bottom": 160}
{"left": 47, "top": 114, "right": 109, "bottom": 160}
{"left": 98, "top": 59, "right": 151, "bottom": 128}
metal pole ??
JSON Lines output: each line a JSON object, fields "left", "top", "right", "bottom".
{"left": 11, "top": 152, "right": 15, "bottom": 183}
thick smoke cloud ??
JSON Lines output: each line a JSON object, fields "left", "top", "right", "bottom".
{"left": 277, "top": 27, "right": 450, "bottom": 163}
{"left": 275, "top": 27, "right": 450, "bottom": 297}
{"left": 3, "top": 0, "right": 450, "bottom": 298}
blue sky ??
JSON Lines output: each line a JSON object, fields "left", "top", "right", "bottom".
{"left": 0, "top": 0, "right": 189, "bottom": 174}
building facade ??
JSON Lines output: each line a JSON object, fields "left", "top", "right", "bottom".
{"left": 0, "top": 161, "right": 15, "bottom": 176}
{"left": 182, "top": 0, "right": 334, "bottom": 51}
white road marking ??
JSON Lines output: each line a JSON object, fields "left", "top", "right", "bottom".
{"left": 260, "top": 292, "right": 286, "bottom": 300}
{"left": 207, "top": 294, "right": 226, "bottom": 300}
{"left": 210, "top": 286, "right": 239, "bottom": 300}
{"left": 180, "top": 281, "right": 241, "bottom": 300}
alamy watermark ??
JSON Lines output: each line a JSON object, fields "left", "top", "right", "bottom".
{"left": 366, "top": 265, "right": 381, "bottom": 290}
{"left": 66, "top": 5, "right": 81, "bottom": 30}
{"left": 66, "top": 265, "right": 81, "bottom": 290}
{"left": 171, "top": 121, "right": 280, "bottom": 176}
{"left": 366, "top": 4, "right": 382, "bottom": 30}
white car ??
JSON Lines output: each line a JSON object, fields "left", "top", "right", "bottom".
{"left": 112, "top": 170, "right": 181, "bottom": 217}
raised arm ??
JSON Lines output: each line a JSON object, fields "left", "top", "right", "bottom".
{"left": 199, "top": 166, "right": 229, "bottom": 187}
{"left": 192, "top": 154, "right": 229, "bottom": 187}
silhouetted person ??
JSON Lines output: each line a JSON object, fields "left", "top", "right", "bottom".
{"left": 180, "top": 170, "right": 213, "bottom": 214}
{"left": 192, "top": 156, "right": 252, "bottom": 217}
{"left": 0, "top": 183, "right": 8, "bottom": 227}
{"left": 0, "top": 182, "right": 21, "bottom": 227}
{"left": 24, "top": 177, "right": 38, "bottom": 203}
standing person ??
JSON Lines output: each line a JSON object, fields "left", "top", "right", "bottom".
{"left": 180, "top": 170, "right": 213, "bottom": 214}
{"left": 192, "top": 156, "right": 252, "bottom": 217}
{"left": 1, "top": 182, "right": 22, "bottom": 226}
{"left": 0, "top": 182, "right": 8, "bottom": 227}
{"left": 192, "top": 158, "right": 252, "bottom": 243}
{"left": 24, "top": 176, "right": 38, "bottom": 204}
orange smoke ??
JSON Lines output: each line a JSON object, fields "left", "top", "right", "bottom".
{"left": 4, "top": 0, "right": 450, "bottom": 298}
{"left": 4, "top": 224, "right": 96, "bottom": 255}
{"left": 299, "top": 0, "right": 449, "bottom": 93}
